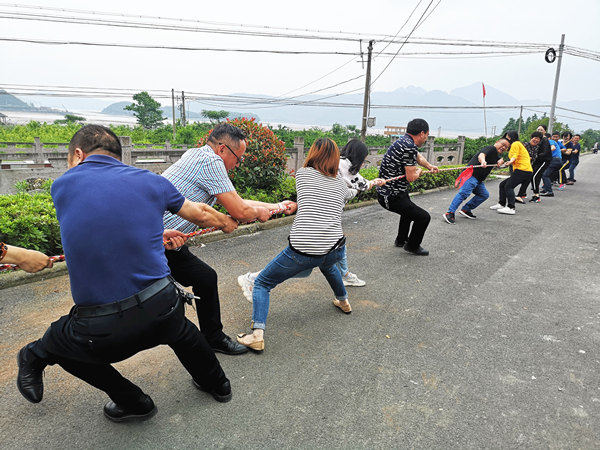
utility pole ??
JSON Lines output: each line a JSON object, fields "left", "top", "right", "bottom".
{"left": 181, "top": 91, "right": 186, "bottom": 127}
{"left": 360, "top": 40, "right": 374, "bottom": 143}
{"left": 517, "top": 105, "right": 523, "bottom": 135}
{"left": 548, "top": 34, "right": 565, "bottom": 134}
{"left": 171, "top": 89, "right": 176, "bottom": 140}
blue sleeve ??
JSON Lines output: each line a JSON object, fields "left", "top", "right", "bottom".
{"left": 160, "top": 176, "right": 186, "bottom": 214}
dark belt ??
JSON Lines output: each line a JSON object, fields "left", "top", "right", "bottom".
{"left": 75, "top": 277, "right": 173, "bottom": 318}
{"left": 288, "top": 236, "right": 346, "bottom": 258}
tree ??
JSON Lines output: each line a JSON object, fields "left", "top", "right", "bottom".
{"left": 54, "top": 114, "right": 86, "bottom": 125}
{"left": 124, "top": 92, "right": 166, "bottom": 129}
{"left": 201, "top": 110, "right": 229, "bottom": 125}
{"left": 580, "top": 128, "right": 600, "bottom": 150}
{"left": 198, "top": 118, "right": 287, "bottom": 192}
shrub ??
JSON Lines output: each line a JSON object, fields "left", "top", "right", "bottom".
{"left": 0, "top": 192, "right": 62, "bottom": 255}
{"left": 198, "top": 118, "right": 288, "bottom": 192}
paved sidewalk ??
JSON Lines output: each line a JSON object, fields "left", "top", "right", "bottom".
{"left": 1, "top": 155, "right": 599, "bottom": 449}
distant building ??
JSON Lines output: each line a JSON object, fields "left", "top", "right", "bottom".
{"left": 0, "top": 112, "right": 7, "bottom": 124}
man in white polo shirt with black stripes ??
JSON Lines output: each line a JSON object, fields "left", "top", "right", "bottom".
{"left": 162, "top": 123, "right": 297, "bottom": 355}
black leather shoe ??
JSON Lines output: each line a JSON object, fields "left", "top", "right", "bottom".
{"left": 540, "top": 192, "right": 554, "bottom": 197}
{"left": 210, "top": 335, "right": 249, "bottom": 355}
{"left": 403, "top": 244, "right": 429, "bottom": 256}
{"left": 103, "top": 395, "right": 157, "bottom": 423}
{"left": 17, "top": 344, "right": 44, "bottom": 403}
{"left": 394, "top": 239, "right": 406, "bottom": 248}
{"left": 193, "top": 379, "right": 232, "bottom": 403}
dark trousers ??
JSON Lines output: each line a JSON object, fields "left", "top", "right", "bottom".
{"left": 29, "top": 280, "right": 227, "bottom": 409}
{"left": 542, "top": 157, "right": 563, "bottom": 193}
{"left": 530, "top": 160, "right": 550, "bottom": 195}
{"left": 499, "top": 169, "right": 532, "bottom": 208}
{"left": 378, "top": 192, "right": 430, "bottom": 250}
{"left": 559, "top": 159, "right": 570, "bottom": 184}
{"left": 166, "top": 246, "right": 224, "bottom": 344}
{"left": 517, "top": 161, "right": 549, "bottom": 197}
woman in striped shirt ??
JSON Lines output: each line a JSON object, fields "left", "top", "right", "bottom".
{"left": 237, "top": 138, "right": 357, "bottom": 352}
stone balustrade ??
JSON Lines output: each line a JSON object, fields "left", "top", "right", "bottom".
{"left": 0, "top": 135, "right": 464, "bottom": 194}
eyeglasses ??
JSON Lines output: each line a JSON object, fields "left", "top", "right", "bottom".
{"left": 220, "top": 142, "right": 244, "bottom": 165}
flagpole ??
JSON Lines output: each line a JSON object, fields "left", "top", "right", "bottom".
{"left": 482, "top": 82, "right": 488, "bottom": 140}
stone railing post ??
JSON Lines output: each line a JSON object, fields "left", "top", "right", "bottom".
{"left": 34, "top": 137, "right": 44, "bottom": 164}
{"left": 457, "top": 136, "right": 466, "bottom": 163}
{"left": 424, "top": 135, "right": 435, "bottom": 161}
{"left": 293, "top": 136, "right": 305, "bottom": 172}
{"left": 164, "top": 140, "right": 172, "bottom": 163}
{"left": 119, "top": 136, "right": 133, "bottom": 165}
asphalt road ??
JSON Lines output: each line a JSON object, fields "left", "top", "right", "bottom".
{"left": 1, "top": 154, "right": 599, "bottom": 449}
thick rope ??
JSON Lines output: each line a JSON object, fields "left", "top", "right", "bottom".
{"left": 382, "top": 163, "right": 503, "bottom": 183}
{"left": 1, "top": 207, "right": 289, "bottom": 273}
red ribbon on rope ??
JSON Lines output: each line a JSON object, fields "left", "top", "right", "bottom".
{"left": 454, "top": 166, "right": 474, "bottom": 188}
{"left": 1, "top": 208, "right": 289, "bottom": 273}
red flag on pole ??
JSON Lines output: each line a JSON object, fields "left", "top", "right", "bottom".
{"left": 482, "top": 82, "right": 486, "bottom": 98}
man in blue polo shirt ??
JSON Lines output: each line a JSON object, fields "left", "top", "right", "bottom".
{"left": 567, "top": 134, "right": 581, "bottom": 184}
{"left": 17, "top": 125, "right": 238, "bottom": 423}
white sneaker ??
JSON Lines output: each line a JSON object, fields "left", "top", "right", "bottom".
{"left": 342, "top": 272, "right": 366, "bottom": 287}
{"left": 497, "top": 206, "right": 515, "bottom": 215}
{"left": 237, "top": 272, "right": 254, "bottom": 303}
{"left": 489, "top": 203, "right": 504, "bottom": 210}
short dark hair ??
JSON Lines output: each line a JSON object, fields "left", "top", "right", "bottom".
{"left": 69, "top": 125, "right": 122, "bottom": 158}
{"left": 574, "top": 134, "right": 581, "bottom": 138}
{"left": 544, "top": 133, "right": 552, "bottom": 138}
{"left": 531, "top": 131, "right": 543, "bottom": 139}
{"left": 207, "top": 123, "right": 246, "bottom": 147}
{"left": 406, "top": 118, "right": 429, "bottom": 135}
{"left": 551, "top": 131, "right": 560, "bottom": 137}
{"left": 504, "top": 130, "right": 520, "bottom": 143}
{"left": 561, "top": 131, "right": 572, "bottom": 139}
{"left": 340, "top": 139, "right": 368, "bottom": 175}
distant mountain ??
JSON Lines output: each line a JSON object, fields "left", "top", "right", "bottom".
{"left": 0, "top": 89, "right": 31, "bottom": 109}
{"left": 0, "top": 89, "right": 66, "bottom": 114}
{"left": 100, "top": 101, "right": 133, "bottom": 116}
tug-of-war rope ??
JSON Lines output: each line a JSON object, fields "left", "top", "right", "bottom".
{"left": 1, "top": 163, "right": 503, "bottom": 273}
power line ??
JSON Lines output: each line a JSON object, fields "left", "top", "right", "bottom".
{"left": 0, "top": 7, "right": 561, "bottom": 50}
{"left": 374, "top": 0, "right": 423, "bottom": 57}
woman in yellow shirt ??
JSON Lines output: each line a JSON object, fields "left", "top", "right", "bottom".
{"left": 489, "top": 131, "right": 533, "bottom": 215}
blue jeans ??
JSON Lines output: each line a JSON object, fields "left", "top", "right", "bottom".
{"left": 252, "top": 245, "right": 348, "bottom": 330}
{"left": 568, "top": 160, "right": 579, "bottom": 181}
{"left": 335, "top": 245, "right": 349, "bottom": 276}
{"left": 448, "top": 176, "right": 489, "bottom": 213}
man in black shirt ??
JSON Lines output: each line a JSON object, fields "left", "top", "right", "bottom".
{"left": 444, "top": 138, "right": 510, "bottom": 224}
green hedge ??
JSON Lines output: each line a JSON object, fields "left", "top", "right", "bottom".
{"left": 0, "top": 192, "right": 62, "bottom": 255}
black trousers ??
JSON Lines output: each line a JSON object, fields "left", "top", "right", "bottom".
{"left": 517, "top": 160, "right": 550, "bottom": 196}
{"left": 29, "top": 279, "right": 227, "bottom": 409}
{"left": 559, "top": 159, "right": 570, "bottom": 184}
{"left": 378, "top": 192, "right": 430, "bottom": 250}
{"left": 499, "top": 169, "right": 532, "bottom": 208}
{"left": 165, "top": 246, "right": 224, "bottom": 344}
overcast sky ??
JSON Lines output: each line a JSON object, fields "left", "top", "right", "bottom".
{"left": 1, "top": 0, "right": 599, "bottom": 111}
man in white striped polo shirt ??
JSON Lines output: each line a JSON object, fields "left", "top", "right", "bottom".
{"left": 162, "top": 123, "right": 297, "bottom": 355}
